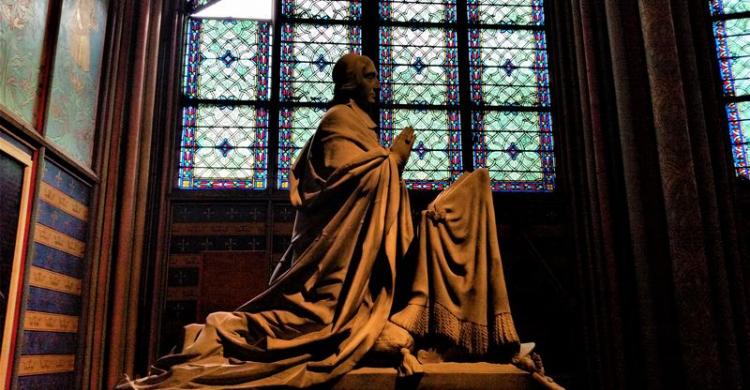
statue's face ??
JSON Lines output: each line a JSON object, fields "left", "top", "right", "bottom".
{"left": 356, "top": 58, "right": 379, "bottom": 105}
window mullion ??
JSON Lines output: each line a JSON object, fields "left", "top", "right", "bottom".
{"left": 456, "top": 0, "right": 473, "bottom": 172}
{"left": 268, "top": 0, "right": 284, "bottom": 193}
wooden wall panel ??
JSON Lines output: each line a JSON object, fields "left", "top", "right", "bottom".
{"left": 0, "top": 134, "right": 35, "bottom": 390}
{"left": 159, "top": 201, "right": 273, "bottom": 355}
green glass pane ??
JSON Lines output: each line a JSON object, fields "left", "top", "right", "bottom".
{"left": 381, "top": 26, "right": 458, "bottom": 105}
{"left": 283, "top": 0, "right": 361, "bottom": 20}
{"left": 386, "top": 109, "right": 460, "bottom": 183}
{"left": 281, "top": 23, "right": 361, "bottom": 103}
{"left": 469, "top": 0, "right": 544, "bottom": 26}
{"left": 277, "top": 106, "right": 325, "bottom": 189}
{"left": 181, "top": 105, "right": 266, "bottom": 181}
{"left": 472, "top": 28, "right": 549, "bottom": 106}
{"left": 186, "top": 19, "right": 271, "bottom": 100}
{"left": 710, "top": 0, "right": 750, "bottom": 16}
{"left": 485, "top": 150, "right": 544, "bottom": 181}
{"left": 717, "top": 19, "right": 750, "bottom": 96}
{"left": 379, "top": 0, "right": 457, "bottom": 23}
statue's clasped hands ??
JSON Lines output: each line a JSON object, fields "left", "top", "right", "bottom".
{"left": 392, "top": 126, "right": 415, "bottom": 172}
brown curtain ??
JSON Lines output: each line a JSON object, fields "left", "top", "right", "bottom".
{"left": 558, "top": 0, "right": 750, "bottom": 388}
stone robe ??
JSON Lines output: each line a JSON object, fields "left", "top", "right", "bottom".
{"left": 119, "top": 101, "right": 519, "bottom": 389}
{"left": 391, "top": 169, "right": 520, "bottom": 357}
{"left": 120, "top": 101, "right": 413, "bottom": 389}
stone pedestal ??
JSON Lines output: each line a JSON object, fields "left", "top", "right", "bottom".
{"left": 332, "top": 363, "right": 545, "bottom": 389}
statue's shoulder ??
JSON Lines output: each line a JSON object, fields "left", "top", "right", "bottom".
{"left": 320, "top": 103, "right": 355, "bottom": 127}
{"left": 323, "top": 103, "right": 352, "bottom": 118}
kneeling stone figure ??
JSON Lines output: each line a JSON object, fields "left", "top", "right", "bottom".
{"left": 119, "top": 54, "right": 549, "bottom": 389}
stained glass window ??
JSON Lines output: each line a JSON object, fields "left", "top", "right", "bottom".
{"left": 277, "top": 0, "right": 362, "bottom": 189}
{"left": 709, "top": 0, "right": 750, "bottom": 179}
{"left": 178, "top": 6, "right": 272, "bottom": 189}
{"left": 379, "top": 3, "right": 463, "bottom": 190}
{"left": 469, "top": 0, "right": 555, "bottom": 191}
{"left": 178, "top": 0, "right": 558, "bottom": 192}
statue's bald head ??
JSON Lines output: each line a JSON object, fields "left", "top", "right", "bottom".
{"left": 330, "top": 53, "right": 378, "bottom": 107}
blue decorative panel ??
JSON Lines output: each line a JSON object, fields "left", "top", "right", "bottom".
{"left": 13, "top": 159, "right": 91, "bottom": 389}
{"left": 21, "top": 332, "right": 78, "bottom": 355}
{"left": 42, "top": 162, "right": 90, "bottom": 204}
{"left": 25, "top": 287, "right": 81, "bottom": 316}
{"left": 36, "top": 202, "right": 88, "bottom": 241}
{"left": 17, "top": 373, "right": 76, "bottom": 390}
{"left": 30, "top": 244, "right": 83, "bottom": 279}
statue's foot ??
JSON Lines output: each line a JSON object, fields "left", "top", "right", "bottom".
{"left": 372, "top": 321, "right": 415, "bottom": 354}
{"left": 416, "top": 348, "right": 444, "bottom": 364}
{"left": 398, "top": 348, "right": 423, "bottom": 377}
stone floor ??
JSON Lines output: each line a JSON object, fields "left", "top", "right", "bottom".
{"left": 331, "top": 362, "right": 545, "bottom": 389}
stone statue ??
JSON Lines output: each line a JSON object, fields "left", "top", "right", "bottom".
{"left": 119, "top": 54, "right": 560, "bottom": 389}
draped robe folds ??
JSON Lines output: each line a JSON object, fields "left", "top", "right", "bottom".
{"left": 119, "top": 102, "right": 414, "bottom": 389}
{"left": 120, "top": 101, "right": 521, "bottom": 389}
{"left": 390, "top": 169, "right": 520, "bottom": 356}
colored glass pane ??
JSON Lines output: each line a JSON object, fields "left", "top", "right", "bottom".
{"left": 725, "top": 102, "right": 750, "bottom": 178}
{"left": 379, "top": 26, "right": 459, "bottom": 106}
{"left": 277, "top": 106, "right": 326, "bottom": 189}
{"left": 467, "top": 0, "right": 544, "bottom": 25}
{"left": 469, "top": 0, "right": 554, "bottom": 191}
{"left": 713, "top": 18, "right": 750, "bottom": 97}
{"left": 380, "top": 109, "right": 462, "bottom": 189}
{"left": 709, "top": 1, "right": 750, "bottom": 179}
{"left": 183, "top": 19, "right": 272, "bottom": 101}
{"left": 280, "top": 23, "right": 362, "bottom": 103}
{"left": 179, "top": 104, "right": 268, "bottom": 189}
{"left": 710, "top": 0, "right": 750, "bottom": 16}
{"left": 379, "top": 0, "right": 457, "bottom": 23}
{"left": 472, "top": 110, "right": 554, "bottom": 191}
{"left": 282, "top": 0, "right": 362, "bottom": 20}
{"left": 468, "top": 28, "right": 550, "bottom": 107}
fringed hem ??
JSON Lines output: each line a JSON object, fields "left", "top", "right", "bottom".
{"left": 493, "top": 311, "right": 520, "bottom": 346}
{"left": 391, "top": 304, "right": 429, "bottom": 336}
{"left": 431, "top": 302, "right": 489, "bottom": 355}
{"left": 392, "top": 303, "right": 520, "bottom": 356}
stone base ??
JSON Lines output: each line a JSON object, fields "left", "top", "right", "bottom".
{"left": 331, "top": 362, "right": 544, "bottom": 389}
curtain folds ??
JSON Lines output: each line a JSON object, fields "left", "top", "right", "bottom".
{"left": 562, "top": 0, "right": 750, "bottom": 388}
